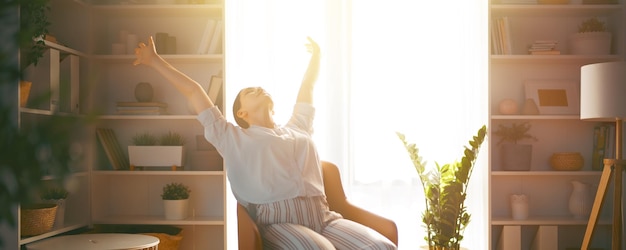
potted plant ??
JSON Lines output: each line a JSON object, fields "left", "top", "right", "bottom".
{"left": 161, "top": 182, "right": 191, "bottom": 220}
{"left": 569, "top": 17, "right": 611, "bottom": 55}
{"left": 128, "top": 131, "right": 186, "bottom": 170}
{"left": 397, "top": 125, "right": 486, "bottom": 250}
{"left": 493, "top": 122, "right": 538, "bottom": 171}
{"left": 40, "top": 187, "right": 68, "bottom": 228}
{"left": 20, "top": 0, "right": 51, "bottom": 68}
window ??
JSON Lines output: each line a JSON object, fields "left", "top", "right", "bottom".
{"left": 225, "top": 1, "right": 488, "bottom": 248}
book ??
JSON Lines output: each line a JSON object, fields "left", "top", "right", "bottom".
{"left": 591, "top": 125, "right": 608, "bottom": 171}
{"left": 116, "top": 101, "right": 168, "bottom": 108}
{"left": 96, "top": 128, "right": 129, "bottom": 170}
{"left": 530, "top": 50, "right": 561, "bottom": 55}
{"left": 197, "top": 19, "right": 217, "bottom": 54}
{"left": 207, "top": 75, "right": 223, "bottom": 103}
{"left": 117, "top": 109, "right": 168, "bottom": 115}
{"left": 207, "top": 20, "right": 223, "bottom": 54}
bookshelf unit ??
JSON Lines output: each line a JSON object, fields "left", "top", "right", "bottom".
{"left": 10, "top": 1, "right": 228, "bottom": 250}
{"left": 88, "top": 1, "right": 227, "bottom": 250}
{"left": 489, "top": 1, "right": 625, "bottom": 250}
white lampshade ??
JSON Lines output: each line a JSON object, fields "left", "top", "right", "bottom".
{"left": 580, "top": 61, "right": 626, "bottom": 121}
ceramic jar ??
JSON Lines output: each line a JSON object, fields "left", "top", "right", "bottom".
{"left": 569, "top": 181, "right": 592, "bottom": 219}
{"left": 510, "top": 194, "right": 529, "bottom": 220}
{"left": 134, "top": 82, "right": 153, "bottom": 102}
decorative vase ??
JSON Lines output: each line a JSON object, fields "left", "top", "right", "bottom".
{"left": 521, "top": 98, "right": 539, "bottom": 115}
{"left": 164, "top": 199, "right": 189, "bottom": 220}
{"left": 134, "top": 82, "right": 154, "bottom": 102}
{"left": 569, "top": 181, "right": 592, "bottom": 219}
{"left": 498, "top": 99, "right": 518, "bottom": 115}
{"left": 550, "top": 152, "right": 584, "bottom": 171}
{"left": 501, "top": 144, "right": 532, "bottom": 171}
{"left": 510, "top": 194, "right": 529, "bottom": 220}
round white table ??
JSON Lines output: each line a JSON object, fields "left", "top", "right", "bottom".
{"left": 27, "top": 233, "right": 160, "bottom": 250}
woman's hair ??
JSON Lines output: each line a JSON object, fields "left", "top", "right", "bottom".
{"left": 232, "top": 89, "right": 249, "bottom": 128}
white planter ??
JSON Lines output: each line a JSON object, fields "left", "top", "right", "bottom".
{"left": 501, "top": 144, "right": 532, "bottom": 171}
{"left": 163, "top": 199, "right": 189, "bottom": 220}
{"left": 128, "top": 146, "right": 185, "bottom": 168}
{"left": 569, "top": 32, "right": 611, "bottom": 55}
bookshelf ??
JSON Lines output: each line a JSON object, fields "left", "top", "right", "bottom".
{"left": 10, "top": 1, "right": 228, "bottom": 249}
{"left": 489, "top": 1, "right": 625, "bottom": 249}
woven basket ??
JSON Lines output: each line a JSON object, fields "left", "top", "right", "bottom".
{"left": 20, "top": 203, "right": 57, "bottom": 237}
{"left": 142, "top": 231, "right": 183, "bottom": 250}
{"left": 550, "top": 152, "right": 584, "bottom": 171}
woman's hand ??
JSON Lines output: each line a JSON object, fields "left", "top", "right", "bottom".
{"left": 305, "top": 36, "right": 320, "bottom": 57}
{"left": 133, "top": 36, "right": 159, "bottom": 66}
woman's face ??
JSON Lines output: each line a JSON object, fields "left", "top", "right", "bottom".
{"left": 237, "top": 87, "right": 274, "bottom": 115}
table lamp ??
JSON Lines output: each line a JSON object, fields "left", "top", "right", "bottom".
{"left": 580, "top": 61, "right": 626, "bottom": 250}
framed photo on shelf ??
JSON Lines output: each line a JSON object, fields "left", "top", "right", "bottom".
{"left": 524, "top": 80, "right": 579, "bottom": 115}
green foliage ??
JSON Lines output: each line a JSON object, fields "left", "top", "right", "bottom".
{"left": 132, "top": 132, "right": 158, "bottom": 146}
{"left": 132, "top": 131, "right": 185, "bottom": 146}
{"left": 578, "top": 17, "right": 607, "bottom": 33}
{"left": 493, "top": 122, "right": 537, "bottom": 145}
{"left": 40, "top": 187, "right": 68, "bottom": 200}
{"left": 397, "top": 125, "right": 487, "bottom": 249}
{"left": 1, "top": 3, "right": 89, "bottom": 248}
{"left": 161, "top": 182, "right": 191, "bottom": 200}
{"left": 160, "top": 131, "right": 186, "bottom": 146}
{"left": 20, "top": 0, "right": 51, "bottom": 67}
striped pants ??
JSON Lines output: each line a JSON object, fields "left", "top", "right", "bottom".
{"left": 252, "top": 196, "right": 397, "bottom": 250}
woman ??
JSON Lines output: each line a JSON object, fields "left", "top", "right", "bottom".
{"left": 134, "top": 36, "right": 396, "bottom": 249}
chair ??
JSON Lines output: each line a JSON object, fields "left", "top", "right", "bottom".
{"left": 237, "top": 161, "right": 399, "bottom": 249}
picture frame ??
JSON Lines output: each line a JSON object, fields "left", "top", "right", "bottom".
{"left": 524, "top": 80, "right": 579, "bottom": 115}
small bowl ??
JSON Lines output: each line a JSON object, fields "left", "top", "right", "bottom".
{"left": 550, "top": 152, "right": 584, "bottom": 171}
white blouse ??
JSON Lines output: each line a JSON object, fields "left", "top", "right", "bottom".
{"left": 197, "top": 103, "right": 324, "bottom": 205}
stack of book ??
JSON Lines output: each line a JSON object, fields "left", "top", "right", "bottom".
{"left": 528, "top": 40, "right": 560, "bottom": 55}
{"left": 500, "top": 0, "right": 536, "bottom": 3}
{"left": 116, "top": 102, "right": 168, "bottom": 115}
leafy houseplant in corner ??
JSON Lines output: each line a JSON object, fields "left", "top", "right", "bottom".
{"left": 569, "top": 17, "right": 611, "bottom": 55}
{"left": 397, "top": 125, "right": 487, "bottom": 250}
{"left": 128, "top": 131, "right": 186, "bottom": 171}
{"left": 494, "top": 122, "right": 538, "bottom": 171}
{"left": 162, "top": 182, "right": 191, "bottom": 220}
{"left": 40, "top": 187, "right": 68, "bottom": 228}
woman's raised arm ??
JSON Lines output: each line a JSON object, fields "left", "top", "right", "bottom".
{"left": 134, "top": 36, "right": 214, "bottom": 114}
{"left": 296, "top": 37, "right": 321, "bottom": 104}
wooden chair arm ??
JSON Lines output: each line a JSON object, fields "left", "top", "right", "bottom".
{"left": 333, "top": 200, "right": 399, "bottom": 246}
{"left": 237, "top": 203, "right": 263, "bottom": 250}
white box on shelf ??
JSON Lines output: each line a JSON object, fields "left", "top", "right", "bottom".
{"left": 531, "top": 226, "right": 558, "bottom": 250}
{"left": 128, "top": 146, "right": 186, "bottom": 168}
{"left": 497, "top": 225, "right": 521, "bottom": 250}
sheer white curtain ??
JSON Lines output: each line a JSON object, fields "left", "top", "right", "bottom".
{"left": 225, "top": 1, "right": 488, "bottom": 249}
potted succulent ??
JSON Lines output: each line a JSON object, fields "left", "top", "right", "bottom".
{"left": 40, "top": 187, "right": 68, "bottom": 228}
{"left": 128, "top": 131, "right": 186, "bottom": 170}
{"left": 493, "top": 122, "right": 538, "bottom": 171}
{"left": 569, "top": 17, "right": 611, "bottom": 55}
{"left": 161, "top": 182, "right": 191, "bottom": 220}
{"left": 397, "top": 125, "right": 486, "bottom": 250}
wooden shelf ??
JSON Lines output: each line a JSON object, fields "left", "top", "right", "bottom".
{"left": 92, "top": 215, "right": 225, "bottom": 226}
{"left": 491, "top": 216, "right": 612, "bottom": 226}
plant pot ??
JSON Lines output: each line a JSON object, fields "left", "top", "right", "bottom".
{"left": 43, "top": 199, "right": 65, "bottom": 228}
{"left": 163, "top": 199, "right": 189, "bottom": 220}
{"left": 420, "top": 246, "right": 469, "bottom": 250}
{"left": 501, "top": 144, "right": 532, "bottom": 171}
{"left": 569, "top": 32, "right": 611, "bottom": 55}
{"left": 128, "top": 145, "right": 185, "bottom": 168}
